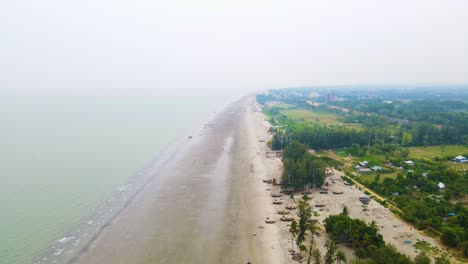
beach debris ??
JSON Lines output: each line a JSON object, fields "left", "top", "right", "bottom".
{"left": 285, "top": 204, "right": 297, "bottom": 210}
{"left": 273, "top": 199, "right": 283, "bottom": 204}
{"left": 253, "top": 233, "right": 256, "bottom": 236}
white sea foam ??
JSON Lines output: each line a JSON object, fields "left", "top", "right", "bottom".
{"left": 57, "top": 236, "right": 75, "bottom": 243}
{"left": 53, "top": 248, "right": 63, "bottom": 256}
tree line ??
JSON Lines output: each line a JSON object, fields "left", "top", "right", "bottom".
{"left": 281, "top": 142, "right": 327, "bottom": 191}
{"left": 324, "top": 210, "right": 452, "bottom": 264}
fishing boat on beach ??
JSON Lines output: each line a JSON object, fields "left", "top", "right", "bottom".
{"left": 280, "top": 215, "right": 294, "bottom": 221}
{"left": 273, "top": 199, "right": 283, "bottom": 204}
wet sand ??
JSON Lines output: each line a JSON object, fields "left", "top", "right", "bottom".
{"left": 72, "top": 96, "right": 290, "bottom": 264}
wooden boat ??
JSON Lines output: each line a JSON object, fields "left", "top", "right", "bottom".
{"left": 315, "top": 204, "right": 326, "bottom": 207}
{"left": 285, "top": 204, "right": 297, "bottom": 210}
{"left": 277, "top": 210, "right": 289, "bottom": 215}
{"left": 263, "top": 179, "right": 273, "bottom": 183}
{"left": 301, "top": 190, "right": 312, "bottom": 195}
{"left": 333, "top": 191, "right": 344, "bottom": 194}
{"left": 280, "top": 215, "right": 294, "bottom": 221}
{"left": 273, "top": 199, "right": 283, "bottom": 204}
{"left": 265, "top": 218, "right": 276, "bottom": 224}
{"left": 271, "top": 193, "right": 282, "bottom": 197}
{"left": 319, "top": 190, "right": 328, "bottom": 194}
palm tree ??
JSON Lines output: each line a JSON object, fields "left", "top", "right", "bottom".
{"left": 324, "top": 240, "right": 337, "bottom": 264}
{"left": 312, "top": 249, "right": 322, "bottom": 264}
{"left": 289, "top": 220, "right": 299, "bottom": 252}
{"left": 307, "top": 220, "right": 320, "bottom": 263}
{"left": 335, "top": 250, "right": 347, "bottom": 264}
{"left": 342, "top": 206, "right": 349, "bottom": 216}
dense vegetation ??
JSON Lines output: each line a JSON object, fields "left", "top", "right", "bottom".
{"left": 281, "top": 142, "right": 326, "bottom": 190}
{"left": 258, "top": 86, "right": 468, "bottom": 259}
{"left": 325, "top": 211, "right": 452, "bottom": 264}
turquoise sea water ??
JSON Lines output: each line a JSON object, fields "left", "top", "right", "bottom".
{"left": 0, "top": 91, "right": 234, "bottom": 264}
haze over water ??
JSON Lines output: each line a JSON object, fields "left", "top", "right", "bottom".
{"left": 0, "top": 90, "right": 236, "bottom": 264}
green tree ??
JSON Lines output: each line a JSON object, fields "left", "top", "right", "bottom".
{"left": 342, "top": 206, "right": 350, "bottom": 216}
{"left": 289, "top": 220, "right": 299, "bottom": 252}
{"left": 297, "top": 199, "right": 312, "bottom": 253}
{"left": 312, "top": 249, "right": 322, "bottom": 264}
{"left": 325, "top": 240, "right": 337, "bottom": 264}
{"left": 434, "top": 253, "right": 451, "bottom": 264}
{"left": 283, "top": 141, "right": 308, "bottom": 160}
{"left": 336, "top": 250, "right": 347, "bottom": 264}
{"left": 307, "top": 219, "right": 320, "bottom": 264}
{"left": 414, "top": 251, "right": 431, "bottom": 264}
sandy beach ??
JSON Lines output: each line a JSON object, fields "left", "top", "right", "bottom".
{"left": 64, "top": 95, "right": 454, "bottom": 264}
{"left": 70, "top": 96, "right": 291, "bottom": 264}
{"left": 307, "top": 170, "right": 450, "bottom": 261}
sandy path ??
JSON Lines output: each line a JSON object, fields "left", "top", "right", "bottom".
{"left": 69, "top": 96, "right": 290, "bottom": 264}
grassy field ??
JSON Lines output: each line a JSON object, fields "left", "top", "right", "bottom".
{"left": 409, "top": 145, "right": 468, "bottom": 160}
{"left": 359, "top": 172, "right": 398, "bottom": 183}
{"left": 265, "top": 102, "right": 294, "bottom": 109}
{"left": 281, "top": 109, "right": 339, "bottom": 125}
{"left": 280, "top": 109, "right": 364, "bottom": 130}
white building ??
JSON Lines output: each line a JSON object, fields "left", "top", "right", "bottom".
{"left": 453, "top": 155, "right": 468, "bottom": 163}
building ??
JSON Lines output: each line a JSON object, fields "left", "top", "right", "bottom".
{"left": 438, "top": 182, "right": 445, "bottom": 190}
{"left": 453, "top": 155, "right": 468, "bottom": 163}
{"left": 370, "top": 166, "right": 383, "bottom": 171}
{"left": 359, "top": 161, "right": 369, "bottom": 167}
{"left": 357, "top": 167, "right": 372, "bottom": 174}
{"left": 404, "top": 160, "right": 415, "bottom": 166}
{"left": 326, "top": 93, "right": 337, "bottom": 103}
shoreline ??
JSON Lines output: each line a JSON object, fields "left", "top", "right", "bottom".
{"left": 40, "top": 95, "right": 291, "bottom": 264}
{"left": 34, "top": 96, "right": 242, "bottom": 264}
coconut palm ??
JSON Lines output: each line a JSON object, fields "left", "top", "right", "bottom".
{"left": 336, "top": 250, "right": 347, "bottom": 264}
{"left": 289, "top": 220, "right": 299, "bottom": 252}
{"left": 312, "top": 249, "right": 322, "bottom": 264}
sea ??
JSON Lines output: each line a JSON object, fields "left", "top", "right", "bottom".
{"left": 0, "top": 89, "right": 240, "bottom": 264}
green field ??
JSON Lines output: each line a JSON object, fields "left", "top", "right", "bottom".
{"left": 359, "top": 172, "right": 398, "bottom": 183}
{"left": 266, "top": 102, "right": 294, "bottom": 109}
{"left": 280, "top": 109, "right": 364, "bottom": 131}
{"left": 409, "top": 145, "right": 468, "bottom": 160}
{"left": 281, "top": 109, "right": 340, "bottom": 125}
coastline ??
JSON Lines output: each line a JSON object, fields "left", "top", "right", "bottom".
{"left": 40, "top": 95, "right": 291, "bottom": 264}
{"left": 34, "top": 95, "right": 243, "bottom": 264}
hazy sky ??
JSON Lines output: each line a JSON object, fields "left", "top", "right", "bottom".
{"left": 1, "top": 0, "right": 467, "bottom": 96}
